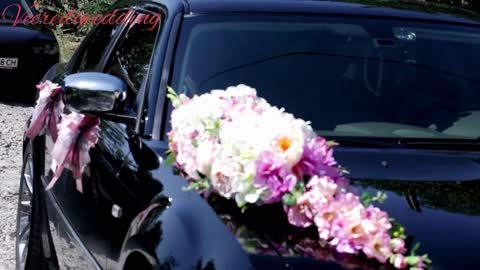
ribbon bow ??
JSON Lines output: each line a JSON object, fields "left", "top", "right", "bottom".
{"left": 47, "top": 112, "right": 101, "bottom": 193}
{"left": 25, "top": 81, "right": 64, "bottom": 141}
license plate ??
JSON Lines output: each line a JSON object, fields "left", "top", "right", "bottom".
{"left": 0, "top": 58, "right": 18, "bottom": 69}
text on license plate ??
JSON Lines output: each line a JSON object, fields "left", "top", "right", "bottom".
{"left": 0, "top": 58, "right": 18, "bottom": 69}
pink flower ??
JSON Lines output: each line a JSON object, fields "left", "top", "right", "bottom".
{"left": 391, "top": 254, "right": 407, "bottom": 269}
{"left": 365, "top": 206, "right": 392, "bottom": 233}
{"left": 313, "top": 203, "right": 339, "bottom": 240}
{"left": 285, "top": 189, "right": 323, "bottom": 228}
{"left": 329, "top": 203, "right": 372, "bottom": 250}
{"left": 286, "top": 203, "right": 314, "bottom": 228}
{"left": 335, "top": 239, "right": 358, "bottom": 254}
{"left": 390, "top": 238, "right": 407, "bottom": 254}
{"left": 306, "top": 175, "right": 338, "bottom": 203}
{"left": 288, "top": 175, "right": 339, "bottom": 230}
{"left": 334, "top": 192, "right": 363, "bottom": 214}
{"left": 175, "top": 140, "right": 199, "bottom": 179}
{"left": 362, "top": 232, "right": 393, "bottom": 263}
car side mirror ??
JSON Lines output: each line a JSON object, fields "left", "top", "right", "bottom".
{"left": 63, "top": 72, "right": 127, "bottom": 114}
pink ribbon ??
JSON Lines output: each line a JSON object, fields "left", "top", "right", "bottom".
{"left": 25, "top": 81, "right": 64, "bottom": 141}
{"left": 47, "top": 113, "right": 101, "bottom": 193}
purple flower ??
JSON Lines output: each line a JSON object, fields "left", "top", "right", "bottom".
{"left": 254, "top": 151, "right": 297, "bottom": 203}
{"left": 295, "top": 137, "right": 341, "bottom": 180}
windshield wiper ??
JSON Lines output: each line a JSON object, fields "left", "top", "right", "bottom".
{"left": 328, "top": 136, "right": 402, "bottom": 148}
{"left": 398, "top": 138, "right": 480, "bottom": 150}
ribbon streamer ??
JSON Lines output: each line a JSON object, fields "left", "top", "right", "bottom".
{"left": 47, "top": 112, "right": 101, "bottom": 193}
{"left": 25, "top": 81, "right": 64, "bottom": 141}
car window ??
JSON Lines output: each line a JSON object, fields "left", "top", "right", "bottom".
{"left": 167, "top": 15, "right": 480, "bottom": 140}
{"left": 103, "top": 16, "right": 160, "bottom": 114}
{"left": 74, "top": 13, "right": 127, "bottom": 72}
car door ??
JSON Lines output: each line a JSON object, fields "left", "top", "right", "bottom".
{"left": 43, "top": 12, "right": 129, "bottom": 270}
{"left": 41, "top": 8, "right": 163, "bottom": 269}
{"left": 81, "top": 11, "right": 165, "bottom": 269}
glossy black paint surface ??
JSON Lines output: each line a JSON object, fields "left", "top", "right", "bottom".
{"left": 0, "top": 0, "right": 59, "bottom": 103}
{"left": 27, "top": 0, "right": 480, "bottom": 269}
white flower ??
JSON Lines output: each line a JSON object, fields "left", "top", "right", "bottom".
{"left": 209, "top": 157, "right": 242, "bottom": 198}
{"left": 255, "top": 107, "right": 308, "bottom": 168}
{"left": 195, "top": 140, "right": 218, "bottom": 175}
{"left": 225, "top": 84, "right": 257, "bottom": 97}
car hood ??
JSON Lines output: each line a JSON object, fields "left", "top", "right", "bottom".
{"left": 209, "top": 148, "right": 480, "bottom": 270}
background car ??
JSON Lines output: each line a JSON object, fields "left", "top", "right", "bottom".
{"left": 0, "top": 0, "right": 59, "bottom": 103}
{"left": 17, "top": 0, "right": 480, "bottom": 269}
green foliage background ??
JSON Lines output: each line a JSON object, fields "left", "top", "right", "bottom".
{"left": 39, "top": 0, "right": 116, "bottom": 62}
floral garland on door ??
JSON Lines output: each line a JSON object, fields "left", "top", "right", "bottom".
{"left": 26, "top": 80, "right": 100, "bottom": 193}
{"left": 25, "top": 81, "right": 64, "bottom": 141}
{"left": 166, "top": 85, "right": 431, "bottom": 270}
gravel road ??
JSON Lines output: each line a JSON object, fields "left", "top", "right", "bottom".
{"left": 0, "top": 102, "right": 32, "bottom": 270}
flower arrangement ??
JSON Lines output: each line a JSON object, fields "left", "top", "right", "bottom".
{"left": 166, "top": 85, "right": 431, "bottom": 269}
{"left": 25, "top": 81, "right": 64, "bottom": 141}
{"left": 47, "top": 112, "right": 100, "bottom": 193}
{"left": 26, "top": 80, "right": 101, "bottom": 193}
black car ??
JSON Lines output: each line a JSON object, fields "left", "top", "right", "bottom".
{"left": 0, "top": 0, "right": 59, "bottom": 103}
{"left": 16, "top": 0, "right": 480, "bottom": 269}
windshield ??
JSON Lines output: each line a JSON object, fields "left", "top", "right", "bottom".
{"left": 170, "top": 15, "right": 480, "bottom": 141}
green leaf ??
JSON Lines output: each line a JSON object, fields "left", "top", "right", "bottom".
{"left": 389, "top": 221, "right": 406, "bottom": 239}
{"left": 372, "top": 191, "right": 388, "bottom": 203}
{"left": 295, "top": 181, "right": 306, "bottom": 192}
{"left": 360, "top": 192, "right": 373, "bottom": 206}
{"left": 282, "top": 193, "right": 296, "bottom": 206}
{"left": 184, "top": 179, "right": 210, "bottom": 191}
{"left": 405, "top": 256, "right": 420, "bottom": 265}
{"left": 422, "top": 254, "right": 432, "bottom": 264}
{"left": 410, "top": 242, "right": 421, "bottom": 255}
{"left": 197, "top": 171, "right": 207, "bottom": 179}
{"left": 327, "top": 140, "right": 338, "bottom": 147}
{"left": 192, "top": 138, "right": 199, "bottom": 147}
{"left": 167, "top": 86, "right": 177, "bottom": 96}
{"left": 165, "top": 152, "right": 177, "bottom": 167}
{"left": 204, "top": 119, "right": 221, "bottom": 137}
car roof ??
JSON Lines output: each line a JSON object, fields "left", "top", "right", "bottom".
{"left": 179, "top": 0, "right": 480, "bottom": 26}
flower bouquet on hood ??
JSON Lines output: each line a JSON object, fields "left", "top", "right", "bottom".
{"left": 166, "top": 85, "right": 431, "bottom": 269}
